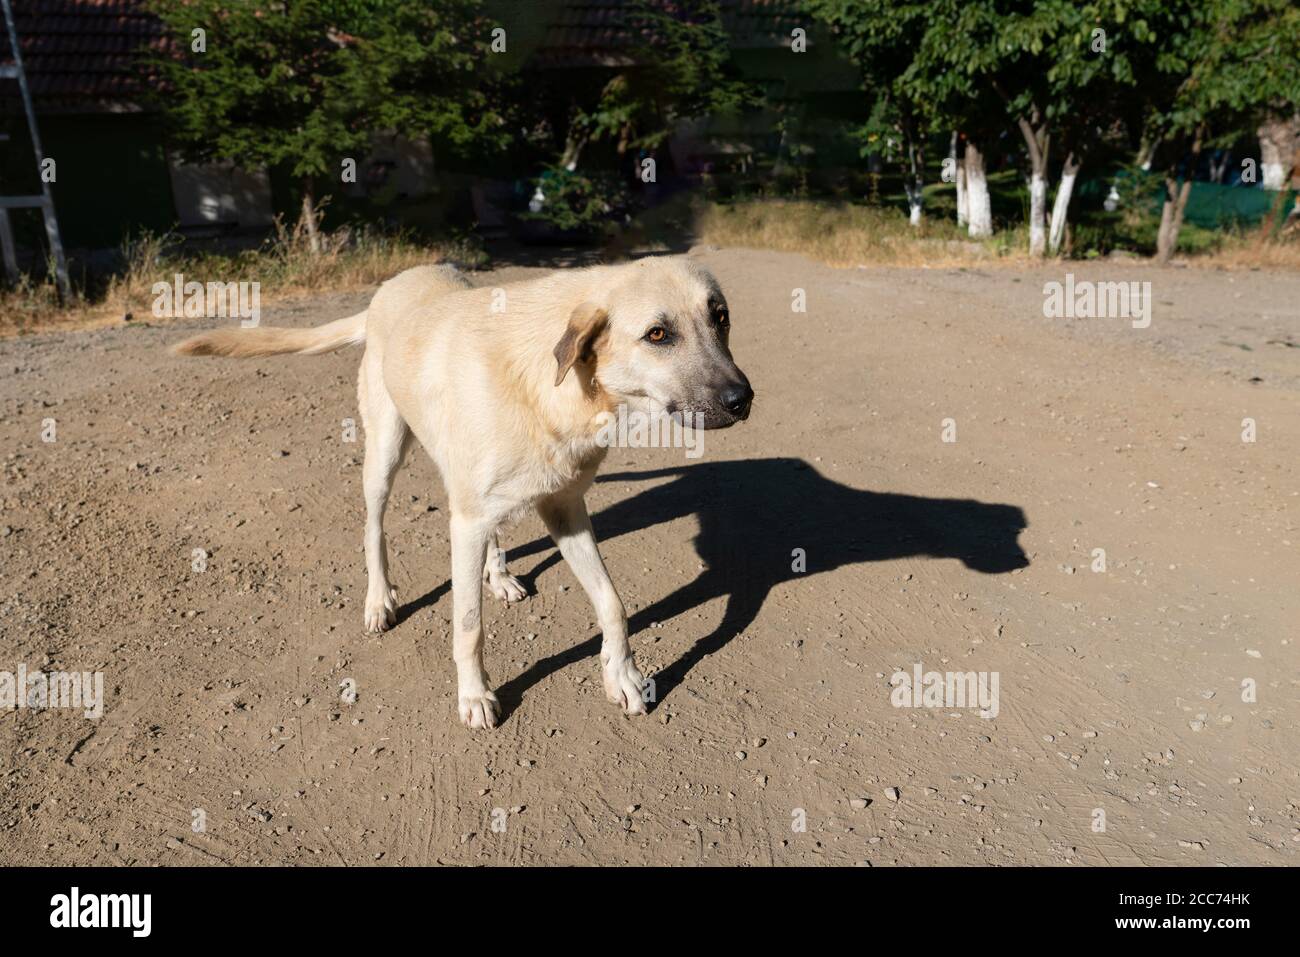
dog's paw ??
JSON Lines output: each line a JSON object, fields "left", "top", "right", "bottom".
{"left": 603, "top": 657, "right": 648, "bottom": 716}
{"left": 363, "top": 586, "right": 398, "bottom": 633}
{"left": 485, "top": 571, "right": 527, "bottom": 604}
{"left": 458, "top": 690, "right": 501, "bottom": 730}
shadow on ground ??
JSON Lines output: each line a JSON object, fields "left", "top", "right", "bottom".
{"left": 395, "top": 457, "right": 1029, "bottom": 720}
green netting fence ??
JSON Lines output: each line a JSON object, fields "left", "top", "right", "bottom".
{"left": 1080, "top": 171, "right": 1297, "bottom": 229}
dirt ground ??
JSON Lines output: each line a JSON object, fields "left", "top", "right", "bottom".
{"left": 2, "top": 247, "right": 1297, "bottom": 866}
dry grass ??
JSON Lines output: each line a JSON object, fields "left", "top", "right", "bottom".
{"left": 5, "top": 198, "right": 1296, "bottom": 337}
{"left": 693, "top": 198, "right": 1300, "bottom": 272}
{"left": 694, "top": 199, "right": 1032, "bottom": 267}
{"left": 1194, "top": 222, "right": 1300, "bottom": 271}
{"left": 0, "top": 217, "right": 479, "bottom": 338}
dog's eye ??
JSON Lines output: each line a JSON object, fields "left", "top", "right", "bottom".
{"left": 715, "top": 309, "right": 729, "bottom": 327}
{"left": 645, "top": 326, "right": 668, "bottom": 343}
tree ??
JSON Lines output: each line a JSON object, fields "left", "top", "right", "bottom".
{"left": 806, "top": 0, "right": 943, "bottom": 229}
{"left": 1258, "top": 113, "right": 1300, "bottom": 190}
{"left": 1143, "top": 0, "right": 1300, "bottom": 261}
{"left": 903, "top": 1, "right": 1154, "bottom": 256}
{"left": 148, "top": 0, "right": 505, "bottom": 250}
{"left": 561, "top": 0, "right": 756, "bottom": 172}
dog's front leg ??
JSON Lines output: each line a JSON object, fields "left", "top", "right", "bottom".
{"left": 537, "top": 494, "right": 647, "bottom": 715}
{"left": 450, "top": 512, "right": 500, "bottom": 729}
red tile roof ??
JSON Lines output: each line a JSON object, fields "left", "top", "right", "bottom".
{"left": 1, "top": 0, "right": 806, "bottom": 112}
{"left": 533, "top": 0, "right": 805, "bottom": 68}
{"left": 3, "top": 0, "right": 164, "bottom": 112}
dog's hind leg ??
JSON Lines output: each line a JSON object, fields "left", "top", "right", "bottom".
{"left": 451, "top": 512, "right": 500, "bottom": 729}
{"left": 358, "top": 356, "right": 410, "bottom": 633}
{"left": 483, "top": 531, "right": 527, "bottom": 603}
{"left": 537, "top": 492, "right": 647, "bottom": 715}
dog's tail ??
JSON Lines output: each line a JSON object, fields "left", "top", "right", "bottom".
{"left": 171, "top": 309, "right": 367, "bottom": 359}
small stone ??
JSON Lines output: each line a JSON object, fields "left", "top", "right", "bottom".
{"left": 884, "top": 787, "right": 901, "bottom": 802}
{"left": 850, "top": 798, "right": 871, "bottom": 810}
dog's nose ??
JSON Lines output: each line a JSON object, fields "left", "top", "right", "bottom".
{"left": 719, "top": 382, "right": 753, "bottom": 416}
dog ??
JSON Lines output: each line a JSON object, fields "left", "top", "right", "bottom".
{"left": 173, "top": 257, "right": 753, "bottom": 729}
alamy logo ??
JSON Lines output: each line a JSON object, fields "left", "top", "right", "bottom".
{"left": 152, "top": 272, "right": 261, "bottom": 327}
{"left": 890, "top": 663, "right": 1000, "bottom": 719}
{"left": 50, "top": 887, "right": 151, "bottom": 937}
{"left": 1043, "top": 273, "right": 1151, "bottom": 328}
{"left": 593, "top": 406, "right": 705, "bottom": 459}
{"left": 0, "top": 665, "right": 104, "bottom": 719}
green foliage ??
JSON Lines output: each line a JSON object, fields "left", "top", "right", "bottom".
{"left": 146, "top": 0, "right": 507, "bottom": 183}
{"left": 518, "top": 165, "right": 631, "bottom": 234}
{"left": 562, "top": 0, "right": 759, "bottom": 160}
{"left": 1142, "top": 0, "right": 1300, "bottom": 147}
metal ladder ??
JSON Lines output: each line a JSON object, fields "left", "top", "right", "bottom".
{"left": 0, "top": 0, "right": 70, "bottom": 299}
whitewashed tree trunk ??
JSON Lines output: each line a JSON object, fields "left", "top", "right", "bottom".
{"left": 964, "top": 141, "right": 992, "bottom": 238}
{"left": 1262, "top": 160, "right": 1287, "bottom": 190}
{"left": 1012, "top": 112, "right": 1051, "bottom": 256}
{"left": 956, "top": 160, "right": 968, "bottom": 227}
{"left": 951, "top": 131, "right": 967, "bottom": 226}
{"left": 904, "top": 135, "right": 924, "bottom": 227}
{"left": 1029, "top": 169, "right": 1048, "bottom": 256}
{"left": 1257, "top": 114, "right": 1299, "bottom": 190}
{"left": 1048, "top": 153, "right": 1079, "bottom": 256}
{"left": 907, "top": 192, "right": 923, "bottom": 226}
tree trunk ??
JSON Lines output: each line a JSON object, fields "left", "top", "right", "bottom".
{"left": 1257, "top": 113, "right": 1300, "bottom": 190}
{"left": 1156, "top": 127, "right": 1204, "bottom": 263}
{"left": 1028, "top": 168, "right": 1048, "bottom": 256}
{"left": 964, "top": 141, "right": 992, "bottom": 238}
{"left": 952, "top": 132, "right": 968, "bottom": 226}
{"left": 1137, "top": 135, "right": 1160, "bottom": 171}
{"left": 904, "top": 139, "right": 924, "bottom": 227}
{"left": 1014, "top": 114, "right": 1050, "bottom": 257}
{"left": 1208, "top": 151, "right": 1229, "bottom": 184}
{"left": 300, "top": 179, "right": 321, "bottom": 254}
{"left": 560, "top": 129, "right": 587, "bottom": 172}
{"left": 1048, "top": 151, "right": 1080, "bottom": 256}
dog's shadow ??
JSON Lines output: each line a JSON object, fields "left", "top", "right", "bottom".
{"left": 432, "top": 456, "right": 1028, "bottom": 720}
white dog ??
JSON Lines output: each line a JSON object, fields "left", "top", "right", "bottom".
{"left": 174, "top": 257, "right": 752, "bottom": 728}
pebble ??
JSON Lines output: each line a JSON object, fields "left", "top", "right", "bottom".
{"left": 884, "top": 787, "right": 900, "bottom": 802}
{"left": 850, "top": 798, "right": 871, "bottom": 810}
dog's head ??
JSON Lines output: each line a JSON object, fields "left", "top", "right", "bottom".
{"left": 553, "top": 257, "right": 753, "bottom": 429}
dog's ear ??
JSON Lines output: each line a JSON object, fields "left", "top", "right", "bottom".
{"left": 553, "top": 302, "right": 609, "bottom": 386}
